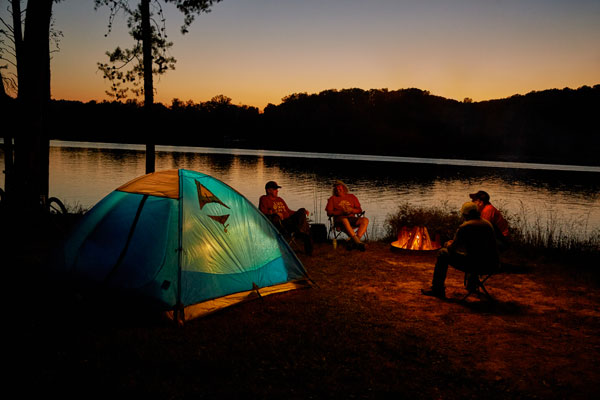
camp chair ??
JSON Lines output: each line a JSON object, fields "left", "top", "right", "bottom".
{"left": 461, "top": 264, "right": 501, "bottom": 301}
{"left": 269, "top": 215, "right": 296, "bottom": 246}
{"left": 286, "top": 231, "right": 300, "bottom": 251}
{"left": 327, "top": 211, "right": 369, "bottom": 242}
{"left": 270, "top": 214, "right": 312, "bottom": 255}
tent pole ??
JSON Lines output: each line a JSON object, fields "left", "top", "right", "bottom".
{"left": 176, "top": 169, "right": 184, "bottom": 324}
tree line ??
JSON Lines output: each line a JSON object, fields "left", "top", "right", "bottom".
{"left": 43, "top": 85, "right": 599, "bottom": 166}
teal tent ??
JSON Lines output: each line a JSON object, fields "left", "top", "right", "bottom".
{"left": 59, "top": 169, "right": 309, "bottom": 322}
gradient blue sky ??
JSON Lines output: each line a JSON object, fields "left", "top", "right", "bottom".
{"left": 4, "top": 0, "right": 600, "bottom": 109}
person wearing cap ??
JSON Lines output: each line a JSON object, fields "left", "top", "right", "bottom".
{"left": 259, "top": 181, "right": 313, "bottom": 255}
{"left": 325, "top": 180, "right": 369, "bottom": 251}
{"left": 469, "top": 190, "right": 510, "bottom": 250}
{"left": 421, "top": 202, "right": 499, "bottom": 299}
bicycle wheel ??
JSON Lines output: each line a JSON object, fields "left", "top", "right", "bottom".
{"left": 47, "top": 197, "right": 67, "bottom": 214}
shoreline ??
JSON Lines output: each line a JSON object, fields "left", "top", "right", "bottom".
{"left": 45, "top": 139, "right": 600, "bottom": 172}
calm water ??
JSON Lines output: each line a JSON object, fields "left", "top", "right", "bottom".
{"left": 1, "top": 140, "right": 599, "bottom": 239}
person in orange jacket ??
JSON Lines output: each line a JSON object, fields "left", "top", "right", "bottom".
{"left": 469, "top": 190, "right": 510, "bottom": 250}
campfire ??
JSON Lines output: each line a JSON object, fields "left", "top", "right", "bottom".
{"left": 391, "top": 226, "right": 441, "bottom": 252}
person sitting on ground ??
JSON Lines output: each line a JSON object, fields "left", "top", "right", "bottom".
{"left": 469, "top": 190, "right": 510, "bottom": 251}
{"left": 421, "top": 202, "right": 499, "bottom": 299}
{"left": 325, "top": 180, "right": 369, "bottom": 251}
{"left": 259, "top": 181, "right": 313, "bottom": 255}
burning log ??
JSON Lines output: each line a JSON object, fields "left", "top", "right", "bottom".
{"left": 391, "top": 226, "right": 441, "bottom": 252}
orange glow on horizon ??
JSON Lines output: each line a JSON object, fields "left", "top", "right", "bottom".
{"left": 2, "top": 0, "right": 594, "bottom": 111}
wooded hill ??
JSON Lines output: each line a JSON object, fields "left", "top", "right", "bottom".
{"left": 45, "top": 85, "right": 599, "bottom": 166}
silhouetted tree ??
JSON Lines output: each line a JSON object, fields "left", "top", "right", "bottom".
{"left": 17, "top": 0, "right": 54, "bottom": 208}
{"left": 0, "top": 0, "right": 25, "bottom": 199}
{"left": 1, "top": 1, "right": 64, "bottom": 207}
{"left": 95, "top": 0, "right": 222, "bottom": 173}
{"left": 0, "top": 1, "right": 63, "bottom": 208}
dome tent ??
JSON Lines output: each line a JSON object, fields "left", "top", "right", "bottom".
{"left": 59, "top": 169, "right": 309, "bottom": 322}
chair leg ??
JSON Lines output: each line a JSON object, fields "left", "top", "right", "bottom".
{"left": 461, "top": 276, "right": 477, "bottom": 301}
{"left": 287, "top": 232, "right": 303, "bottom": 252}
{"left": 476, "top": 276, "right": 494, "bottom": 301}
{"left": 462, "top": 274, "right": 495, "bottom": 302}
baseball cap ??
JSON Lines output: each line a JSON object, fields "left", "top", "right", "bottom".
{"left": 469, "top": 190, "right": 490, "bottom": 203}
{"left": 265, "top": 181, "right": 282, "bottom": 190}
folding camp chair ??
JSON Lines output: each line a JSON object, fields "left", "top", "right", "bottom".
{"left": 327, "top": 211, "right": 369, "bottom": 242}
{"left": 269, "top": 215, "right": 313, "bottom": 255}
{"left": 286, "top": 231, "right": 303, "bottom": 252}
{"left": 461, "top": 265, "right": 501, "bottom": 301}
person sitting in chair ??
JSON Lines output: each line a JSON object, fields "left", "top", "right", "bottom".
{"left": 421, "top": 202, "right": 499, "bottom": 299}
{"left": 469, "top": 190, "right": 510, "bottom": 251}
{"left": 325, "top": 180, "right": 369, "bottom": 251}
{"left": 259, "top": 181, "right": 313, "bottom": 255}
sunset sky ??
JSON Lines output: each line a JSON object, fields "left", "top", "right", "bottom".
{"left": 4, "top": 0, "right": 600, "bottom": 110}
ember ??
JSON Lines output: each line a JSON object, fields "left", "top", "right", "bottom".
{"left": 391, "top": 226, "right": 441, "bottom": 252}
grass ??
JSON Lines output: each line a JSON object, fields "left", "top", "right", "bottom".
{"left": 385, "top": 201, "right": 600, "bottom": 259}
{"left": 506, "top": 200, "right": 600, "bottom": 254}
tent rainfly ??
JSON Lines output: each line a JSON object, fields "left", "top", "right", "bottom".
{"left": 58, "top": 169, "right": 310, "bottom": 322}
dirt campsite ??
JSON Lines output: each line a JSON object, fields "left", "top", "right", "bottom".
{"left": 10, "top": 223, "right": 600, "bottom": 400}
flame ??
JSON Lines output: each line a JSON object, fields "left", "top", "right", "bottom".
{"left": 391, "top": 226, "right": 441, "bottom": 251}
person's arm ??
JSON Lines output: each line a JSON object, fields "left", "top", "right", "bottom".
{"left": 326, "top": 196, "right": 340, "bottom": 216}
{"left": 279, "top": 197, "right": 295, "bottom": 219}
{"left": 495, "top": 211, "right": 509, "bottom": 237}
{"left": 482, "top": 205, "right": 509, "bottom": 237}
{"left": 446, "top": 227, "right": 461, "bottom": 252}
{"left": 351, "top": 194, "right": 363, "bottom": 215}
{"left": 340, "top": 194, "right": 362, "bottom": 215}
{"left": 259, "top": 196, "right": 272, "bottom": 215}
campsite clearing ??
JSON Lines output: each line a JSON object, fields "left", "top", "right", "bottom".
{"left": 11, "top": 237, "right": 600, "bottom": 398}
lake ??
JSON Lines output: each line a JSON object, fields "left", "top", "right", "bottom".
{"left": 1, "top": 140, "right": 599, "bottom": 239}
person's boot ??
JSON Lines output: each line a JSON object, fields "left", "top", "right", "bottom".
{"left": 421, "top": 286, "right": 446, "bottom": 299}
{"left": 351, "top": 235, "right": 366, "bottom": 251}
{"left": 345, "top": 239, "right": 355, "bottom": 251}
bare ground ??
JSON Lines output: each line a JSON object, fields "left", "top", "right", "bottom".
{"left": 10, "top": 238, "right": 600, "bottom": 399}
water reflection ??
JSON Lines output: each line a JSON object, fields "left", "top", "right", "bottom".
{"left": 1, "top": 142, "right": 598, "bottom": 239}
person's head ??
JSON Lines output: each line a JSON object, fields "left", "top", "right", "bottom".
{"left": 469, "top": 190, "right": 490, "bottom": 211}
{"left": 460, "top": 201, "right": 481, "bottom": 220}
{"left": 265, "top": 180, "right": 281, "bottom": 196}
{"left": 332, "top": 180, "right": 348, "bottom": 196}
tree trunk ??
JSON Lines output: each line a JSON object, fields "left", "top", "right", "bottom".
{"left": 13, "top": 0, "right": 53, "bottom": 208}
{"left": 12, "top": 0, "right": 25, "bottom": 92}
{"left": 1, "top": 70, "right": 15, "bottom": 200}
{"left": 1, "top": 0, "right": 24, "bottom": 201}
{"left": 141, "top": 0, "right": 155, "bottom": 174}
